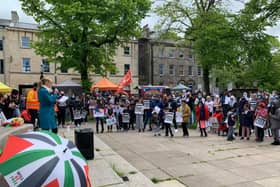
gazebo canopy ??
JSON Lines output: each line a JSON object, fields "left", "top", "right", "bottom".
{"left": 0, "top": 82, "right": 12, "bottom": 93}
{"left": 172, "top": 83, "right": 191, "bottom": 91}
{"left": 91, "top": 78, "right": 118, "bottom": 91}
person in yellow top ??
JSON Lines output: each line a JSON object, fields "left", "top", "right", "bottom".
{"left": 180, "top": 99, "right": 191, "bottom": 137}
{"left": 26, "top": 82, "right": 40, "bottom": 130}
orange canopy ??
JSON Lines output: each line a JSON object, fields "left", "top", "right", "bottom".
{"left": 91, "top": 78, "right": 118, "bottom": 91}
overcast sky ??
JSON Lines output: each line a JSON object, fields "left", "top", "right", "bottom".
{"left": 0, "top": 0, "right": 279, "bottom": 38}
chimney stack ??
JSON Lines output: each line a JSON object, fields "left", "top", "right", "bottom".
{"left": 11, "top": 11, "right": 19, "bottom": 24}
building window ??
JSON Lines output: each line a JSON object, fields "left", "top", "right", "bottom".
{"left": 169, "top": 65, "right": 175, "bottom": 75}
{"left": 42, "top": 59, "right": 50, "bottom": 72}
{"left": 159, "top": 48, "right": 164, "bottom": 57}
{"left": 0, "top": 59, "right": 4, "bottom": 74}
{"left": 124, "top": 46, "right": 130, "bottom": 55}
{"left": 159, "top": 64, "right": 164, "bottom": 75}
{"left": 179, "top": 54, "right": 184, "bottom": 58}
{"left": 188, "top": 66, "right": 193, "bottom": 76}
{"left": 61, "top": 63, "right": 68, "bottom": 73}
{"left": 198, "top": 66, "right": 202, "bottom": 76}
{"left": 21, "top": 36, "right": 30, "bottom": 48}
{"left": 179, "top": 65, "right": 184, "bottom": 76}
{"left": 168, "top": 49, "right": 175, "bottom": 58}
{"left": 0, "top": 40, "right": 3, "bottom": 51}
{"left": 22, "top": 58, "right": 31, "bottom": 72}
{"left": 124, "top": 64, "right": 130, "bottom": 75}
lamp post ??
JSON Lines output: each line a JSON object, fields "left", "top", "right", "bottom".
{"left": 40, "top": 62, "right": 44, "bottom": 80}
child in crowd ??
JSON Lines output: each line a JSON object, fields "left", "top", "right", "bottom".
{"left": 227, "top": 107, "right": 236, "bottom": 141}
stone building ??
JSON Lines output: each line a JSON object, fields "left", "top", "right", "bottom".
{"left": 0, "top": 11, "right": 139, "bottom": 94}
{"left": 138, "top": 27, "right": 204, "bottom": 90}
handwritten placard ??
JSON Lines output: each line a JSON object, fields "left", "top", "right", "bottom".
{"left": 164, "top": 112, "right": 174, "bottom": 124}
{"left": 175, "top": 112, "right": 182, "bottom": 123}
{"left": 122, "top": 113, "right": 130, "bottom": 123}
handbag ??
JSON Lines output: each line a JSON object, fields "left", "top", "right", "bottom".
{"left": 254, "top": 117, "right": 267, "bottom": 128}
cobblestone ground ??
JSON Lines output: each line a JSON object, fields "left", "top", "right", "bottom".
{"left": 97, "top": 127, "right": 280, "bottom": 187}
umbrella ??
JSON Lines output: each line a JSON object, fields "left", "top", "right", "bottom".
{"left": 0, "top": 131, "right": 91, "bottom": 187}
{"left": 172, "top": 83, "right": 191, "bottom": 91}
{"left": 0, "top": 82, "right": 12, "bottom": 93}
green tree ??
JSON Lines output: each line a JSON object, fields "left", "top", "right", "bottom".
{"left": 156, "top": 0, "right": 238, "bottom": 94}
{"left": 20, "top": 0, "right": 151, "bottom": 90}
{"left": 156, "top": 0, "right": 280, "bottom": 93}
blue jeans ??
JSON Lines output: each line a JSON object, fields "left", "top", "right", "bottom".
{"left": 227, "top": 126, "right": 234, "bottom": 140}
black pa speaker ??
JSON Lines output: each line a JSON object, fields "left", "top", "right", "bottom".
{"left": 75, "top": 128, "right": 94, "bottom": 160}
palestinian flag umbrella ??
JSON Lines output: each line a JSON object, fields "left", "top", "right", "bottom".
{"left": 0, "top": 131, "right": 91, "bottom": 187}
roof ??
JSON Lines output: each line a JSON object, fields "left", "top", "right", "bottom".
{"left": 91, "top": 78, "right": 118, "bottom": 91}
{"left": 0, "top": 19, "right": 38, "bottom": 30}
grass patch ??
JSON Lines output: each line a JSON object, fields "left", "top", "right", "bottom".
{"left": 128, "top": 171, "right": 137, "bottom": 175}
{"left": 214, "top": 147, "right": 239, "bottom": 152}
{"left": 151, "top": 177, "right": 174, "bottom": 184}
{"left": 188, "top": 122, "right": 197, "bottom": 129}
{"left": 199, "top": 160, "right": 208, "bottom": 163}
{"left": 112, "top": 164, "right": 125, "bottom": 177}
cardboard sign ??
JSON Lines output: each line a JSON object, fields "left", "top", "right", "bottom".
{"left": 106, "top": 117, "right": 116, "bottom": 126}
{"left": 74, "top": 110, "right": 81, "bottom": 120}
{"left": 135, "top": 104, "right": 144, "bottom": 114}
{"left": 175, "top": 112, "right": 183, "bottom": 123}
{"left": 122, "top": 113, "right": 130, "bottom": 123}
{"left": 164, "top": 112, "right": 174, "bottom": 124}
{"left": 94, "top": 109, "right": 105, "bottom": 118}
{"left": 209, "top": 117, "right": 218, "bottom": 124}
{"left": 254, "top": 117, "right": 266, "bottom": 128}
{"left": 144, "top": 100, "right": 150, "bottom": 109}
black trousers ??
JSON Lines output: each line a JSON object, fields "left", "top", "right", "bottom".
{"left": 28, "top": 109, "right": 38, "bottom": 129}
{"left": 182, "top": 122, "right": 189, "bottom": 136}
{"left": 96, "top": 117, "right": 104, "bottom": 133}
{"left": 57, "top": 107, "right": 66, "bottom": 126}
{"left": 165, "top": 123, "right": 173, "bottom": 136}
{"left": 257, "top": 127, "right": 264, "bottom": 141}
{"left": 173, "top": 112, "right": 178, "bottom": 129}
{"left": 69, "top": 107, "right": 74, "bottom": 122}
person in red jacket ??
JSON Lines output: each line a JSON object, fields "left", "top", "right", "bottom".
{"left": 196, "top": 101, "right": 209, "bottom": 137}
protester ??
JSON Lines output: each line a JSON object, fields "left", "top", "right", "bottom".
{"left": 181, "top": 100, "right": 191, "bottom": 137}
{"left": 227, "top": 107, "right": 236, "bottom": 141}
{"left": 38, "top": 77, "right": 58, "bottom": 133}
{"left": 269, "top": 99, "right": 280, "bottom": 145}
{"left": 240, "top": 103, "right": 253, "bottom": 140}
{"left": 57, "top": 91, "right": 68, "bottom": 128}
{"left": 195, "top": 101, "right": 209, "bottom": 137}
{"left": 26, "top": 82, "right": 39, "bottom": 130}
{"left": 254, "top": 102, "right": 268, "bottom": 142}
{"left": 95, "top": 99, "right": 105, "bottom": 133}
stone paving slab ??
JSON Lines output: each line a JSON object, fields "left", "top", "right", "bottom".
{"left": 59, "top": 126, "right": 156, "bottom": 187}
{"left": 97, "top": 126, "right": 280, "bottom": 187}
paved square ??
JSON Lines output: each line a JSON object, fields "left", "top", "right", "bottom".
{"left": 97, "top": 128, "right": 280, "bottom": 187}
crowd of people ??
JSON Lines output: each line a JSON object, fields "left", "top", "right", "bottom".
{"left": 0, "top": 78, "right": 280, "bottom": 146}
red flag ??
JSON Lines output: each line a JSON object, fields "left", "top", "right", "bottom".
{"left": 117, "top": 69, "right": 132, "bottom": 91}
